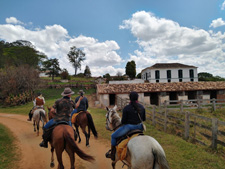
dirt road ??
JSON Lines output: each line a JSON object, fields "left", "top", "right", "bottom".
{"left": 0, "top": 113, "right": 124, "bottom": 169}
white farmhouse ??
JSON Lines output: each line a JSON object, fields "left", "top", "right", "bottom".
{"left": 141, "top": 63, "right": 198, "bottom": 83}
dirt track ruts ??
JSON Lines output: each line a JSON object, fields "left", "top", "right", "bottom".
{"left": 0, "top": 113, "right": 124, "bottom": 169}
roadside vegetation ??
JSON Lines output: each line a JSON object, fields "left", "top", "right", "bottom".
{"left": 0, "top": 124, "right": 19, "bottom": 169}
{"left": 0, "top": 88, "right": 225, "bottom": 169}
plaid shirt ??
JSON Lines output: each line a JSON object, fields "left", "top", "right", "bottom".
{"left": 53, "top": 96, "right": 75, "bottom": 122}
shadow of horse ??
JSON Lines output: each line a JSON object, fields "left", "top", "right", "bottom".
{"left": 49, "top": 124, "right": 94, "bottom": 169}
{"left": 72, "top": 111, "right": 98, "bottom": 147}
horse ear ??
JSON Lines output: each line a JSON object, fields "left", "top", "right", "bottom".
{"left": 106, "top": 107, "right": 109, "bottom": 111}
{"left": 113, "top": 105, "right": 117, "bottom": 111}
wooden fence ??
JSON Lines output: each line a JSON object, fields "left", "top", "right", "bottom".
{"left": 161, "top": 98, "right": 225, "bottom": 112}
{"left": 116, "top": 96, "right": 225, "bottom": 149}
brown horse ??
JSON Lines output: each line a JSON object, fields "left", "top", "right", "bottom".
{"left": 47, "top": 106, "right": 56, "bottom": 120}
{"left": 72, "top": 111, "right": 98, "bottom": 147}
{"left": 49, "top": 124, "right": 94, "bottom": 169}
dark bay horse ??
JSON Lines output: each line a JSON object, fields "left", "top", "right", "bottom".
{"left": 72, "top": 111, "right": 98, "bottom": 147}
{"left": 49, "top": 124, "right": 94, "bottom": 169}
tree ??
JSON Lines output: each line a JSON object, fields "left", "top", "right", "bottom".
{"left": 1, "top": 40, "right": 46, "bottom": 69}
{"left": 103, "top": 73, "right": 111, "bottom": 83}
{"left": 60, "top": 68, "right": 70, "bottom": 80}
{"left": 198, "top": 72, "right": 225, "bottom": 81}
{"left": 125, "top": 60, "right": 136, "bottom": 79}
{"left": 84, "top": 65, "right": 91, "bottom": 77}
{"left": 67, "top": 46, "right": 85, "bottom": 76}
{"left": 42, "top": 58, "right": 61, "bottom": 80}
{"left": 136, "top": 73, "right": 141, "bottom": 79}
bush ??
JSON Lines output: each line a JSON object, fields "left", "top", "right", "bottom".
{"left": 60, "top": 69, "right": 70, "bottom": 80}
{"left": 0, "top": 65, "right": 39, "bottom": 106}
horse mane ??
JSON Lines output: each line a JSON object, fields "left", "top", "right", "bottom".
{"left": 111, "top": 109, "right": 121, "bottom": 129}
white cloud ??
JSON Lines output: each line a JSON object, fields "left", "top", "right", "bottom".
{"left": 221, "top": 1, "right": 225, "bottom": 10}
{"left": 6, "top": 17, "right": 24, "bottom": 25}
{"left": 0, "top": 17, "right": 123, "bottom": 76}
{"left": 120, "top": 11, "right": 225, "bottom": 77}
{"left": 209, "top": 18, "right": 225, "bottom": 28}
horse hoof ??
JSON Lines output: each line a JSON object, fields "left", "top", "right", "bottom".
{"left": 86, "top": 144, "right": 90, "bottom": 147}
{"left": 50, "top": 162, "right": 55, "bottom": 168}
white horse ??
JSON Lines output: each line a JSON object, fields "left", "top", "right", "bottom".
{"left": 32, "top": 108, "right": 47, "bottom": 136}
{"left": 105, "top": 105, "right": 169, "bottom": 169}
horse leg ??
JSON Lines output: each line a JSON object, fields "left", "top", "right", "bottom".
{"left": 50, "top": 147, "right": 55, "bottom": 168}
{"left": 37, "top": 122, "right": 39, "bottom": 136}
{"left": 56, "top": 149, "right": 64, "bottom": 169}
{"left": 65, "top": 147, "right": 75, "bottom": 169}
{"left": 75, "top": 126, "right": 81, "bottom": 143}
{"left": 81, "top": 127, "right": 89, "bottom": 147}
{"left": 33, "top": 121, "right": 36, "bottom": 132}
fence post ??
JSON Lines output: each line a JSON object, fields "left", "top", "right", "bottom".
{"left": 184, "top": 111, "right": 190, "bottom": 140}
{"left": 212, "top": 98, "right": 216, "bottom": 112}
{"left": 152, "top": 106, "right": 156, "bottom": 126}
{"left": 180, "top": 100, "right": 183, "bottom": 113}
{"left": 197, "top": 98, "right": 201, "bottom": 109}
{"left": 212, "top": 118, "right": 218, "bottom": 149}
{"left": 164, "top": 106, "right": 167, "bottom": 132}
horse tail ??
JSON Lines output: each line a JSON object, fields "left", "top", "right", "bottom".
{"left": 40, "top": 110, "right": 47, "bottom": 123}
{"left": 86, "top": 113, "right": 98, "bottom": 138}
{"left": 64, "top": 132, "right": 95, "bottom": 162}
{"left": 152, "top": 148, "right": 169, "bottom": 169}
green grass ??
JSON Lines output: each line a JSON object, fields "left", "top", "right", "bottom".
{"left": 0, "top": 124, "right": 19, "bottom": 169}
{"left": 1, "top": 88, "right": 225, "bottom": 169}
{"left": 90, "top": 107, "right": 225, "bottom": 169}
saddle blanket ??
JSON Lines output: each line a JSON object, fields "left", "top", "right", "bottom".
{"left": 71, "top": 112, "right": 80, "bottom": 123}
{"left": 116, "top": 133, "right": 139, "bottom": 161}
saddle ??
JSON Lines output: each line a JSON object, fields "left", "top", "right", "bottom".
{"left": 116, "top": 129, "right": 144, "bottom": 161}
{"left": 116, "top": 129, "right": 144, "bottom": 145}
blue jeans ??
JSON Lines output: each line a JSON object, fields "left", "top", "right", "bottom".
{"left": 111, "top": 123, "right": 143, "bottom": 146}
{"left": 44, "top": 119, "right": 72, "bottom": 129}
{"left": 71, "top": 109, "right": 78, "bottom": 117}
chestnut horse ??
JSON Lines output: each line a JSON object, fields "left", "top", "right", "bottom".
{"left": 49, "top": 124, "right": 94, "bottom": 169}
{"left": 47, "top": 106, "right": 56, "bottom": 120}
{"left": 72, "top": 111, "right": 98, "bottom": 147}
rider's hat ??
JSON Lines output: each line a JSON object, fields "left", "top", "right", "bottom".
{"left": 78, "top": 89, "right": 85, "bottom": 95}
{"left": 61, "top": 87, "right": 74, "bottom": 96}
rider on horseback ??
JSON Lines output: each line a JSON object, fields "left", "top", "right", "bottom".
{"left": 39, "top": 87, "right": 76, "bottom": 148}
{"left": 27, "top": 92, "right": 45, "bottom": 121}
{"left": 106, "top": 91, "right": 146, "bottom": 161}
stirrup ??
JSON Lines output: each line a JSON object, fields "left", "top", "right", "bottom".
{"left": 105, "top": 150, "right": 112, "bottom": 158}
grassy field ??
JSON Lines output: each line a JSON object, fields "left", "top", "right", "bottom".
{"left": 0, "top": 124, "right": 19, "bottom": 169}
{"left": 0, "top": 88, "right": 225, "bottom": 168}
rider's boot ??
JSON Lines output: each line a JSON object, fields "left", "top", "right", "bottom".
{"left": 27, "top": 110, "right": 32, "bottom": 121}
{"left": 39, "top": 128, "right": 48, "bottom": 148}
{"left": 105, "top": 145, "right": 116, "bottom": 161}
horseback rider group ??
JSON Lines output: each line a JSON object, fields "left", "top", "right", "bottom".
{"left": 33, "top": 88, "right": 145, "bottom": 162}
{"left": 39, "top": 88, "right": 88, "bottom": 148}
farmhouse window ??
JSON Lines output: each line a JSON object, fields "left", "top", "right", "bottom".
{"left": 155, "top": 70, "right": 160, "bottom": 79}
{"left": 178, "top": 69, "right": 183, "bottom": 79}
{"left": 189, "top": 69, "right": 194, "bottom": 78}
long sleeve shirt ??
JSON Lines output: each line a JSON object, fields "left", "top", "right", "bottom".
{"left": 121, "top": 102, "right": 146, "bottom": 125}
{"left": 75, "top": 96, "right": 88, "bottom": 112}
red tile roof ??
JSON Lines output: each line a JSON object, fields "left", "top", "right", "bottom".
{"left": 97, "top": 81, "right": 225, "bottom": 94}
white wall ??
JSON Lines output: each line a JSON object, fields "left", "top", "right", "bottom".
{"left": 142, "top": 67, "right": 198, "bottom": 83}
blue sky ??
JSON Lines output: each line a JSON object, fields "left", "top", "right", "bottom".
{"left": 0, "top": 0, "right": 225, "bottom": 77}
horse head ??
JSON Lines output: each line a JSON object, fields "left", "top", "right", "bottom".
{"left": 105, "top": 105, "right": 121, "bottom": 131}
{"left": 48, "top": 106, "right": 56, "bottom": 120}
